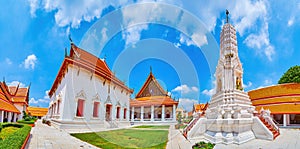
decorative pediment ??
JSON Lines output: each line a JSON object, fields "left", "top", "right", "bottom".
{"left": 116, "top": 101, "right": 121, "bottom": 107}
{"left": 136, "top": 72, "right": 167, "bottom": 98}
{"left": 105, "top": 95, "right": 112, "bottom": 104}
{"left": 76, "top": 90, "right": 86, "bottom": 99}
{"left": 92, "top": 93, "right": 100, "bottom": 101}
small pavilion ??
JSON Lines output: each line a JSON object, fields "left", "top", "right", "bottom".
{"left": 130, "top": 71, "right": 178, "bottom": 123}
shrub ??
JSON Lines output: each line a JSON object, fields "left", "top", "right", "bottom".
{"left": 0, "top": 123, "right": 31, "bottom": 149}
{"left": 192, "top": 141, "right": 215, "bottom": 149}
{"left": 17, "top": 120, "right": 35, "bottom": 124}
{"left": 0, "top": 123, "right": 2, "bottom": 132}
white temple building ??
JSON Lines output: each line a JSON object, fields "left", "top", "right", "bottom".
{"left": 47, "top": 43, "right": 133, "bottom": 132}
{"left": 183, "top": 10, "right": 280, "bottom": 144}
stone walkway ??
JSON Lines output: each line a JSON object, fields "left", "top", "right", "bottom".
{"left": 166, "top": 125, "right": 300, "bottom": 149}
{"left": 25, "top": 120, "right": 99, "bottom": 149}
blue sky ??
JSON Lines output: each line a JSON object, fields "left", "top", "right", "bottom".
{"left": 1, "top": 0, "right": 299, "bottom": 111}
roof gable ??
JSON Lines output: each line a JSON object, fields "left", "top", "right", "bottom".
{"left": 136, "top": 72, "right": 167, "bottom": 98}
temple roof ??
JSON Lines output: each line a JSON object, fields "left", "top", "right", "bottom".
{"left": 49, "top": 43, "right": 133, "bottom": 97}
{"left": 130, "top": 96, "right": 178, "bottom": 107}
{"left": 135, "top": 72, "right": 168, "bottom": 98}
{"left": 0, "top": 82, "right": 24, "bottom": 113}
{"left": 248, "top": 83, "right": 300, "bottom": 114}
{"left": 131, "top": 72, "right": 178, "bottom": 107}
{"left": 27, "top": 106, "right": 48, "bottom": 117}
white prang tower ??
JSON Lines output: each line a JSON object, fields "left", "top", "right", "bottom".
{"left": 206, "top": 10, "right": 255, "bottom": 120}
{"left": 185, "top": 10, "right": 277, "bottom": 144}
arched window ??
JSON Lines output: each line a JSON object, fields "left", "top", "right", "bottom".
{"left": 93, "top": 102, "right": 99, "bottom": 117}
{"left": 76, "top": 99, "right": 85, "bottom": 117}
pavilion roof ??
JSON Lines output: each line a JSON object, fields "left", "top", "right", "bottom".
{"left": 130, "top": 96, "right": 178, "bottom": 107}
{"left": 27, "top": 106, "right": 48, "bottom": 116}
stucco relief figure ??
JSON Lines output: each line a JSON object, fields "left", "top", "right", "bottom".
{"left": 236, "top": 77, "right": 242, "bottom": 90}
{"left": 217, "top": 79, "right": 222, "bottom": 92}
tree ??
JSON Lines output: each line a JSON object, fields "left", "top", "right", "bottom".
{"left": 278, "top": 65, "right": 300, "bottom": 84}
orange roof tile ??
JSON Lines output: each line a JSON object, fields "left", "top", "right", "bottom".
{"left": 27, "top": 106, "right": 48, "bottom": 117}
{"left": 130, "top": 96, "right": 178, "bottom": 107}
{"left": 194, "top": 103, "right": 209, "bottom": 113}
{"left": 0, "top": 98, "right": 21, "bottom": 113}
{"left": 248, "top": 83, "right": 300, "bottom": 114}
{"left": 49, "top": 43, "right": 133, "bottom": 97}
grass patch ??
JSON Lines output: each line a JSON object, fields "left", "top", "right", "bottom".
{"left": 132, "top": 125, "right": 170, "bottom": 129}
{"left": 0, "top": 127, "right": 19, "bottom": 140}
{"left": 0, "top": 123, "right": 31, "bottom": 149}
{"left": 72, "top": 128, "right": 168, "bottom": 149}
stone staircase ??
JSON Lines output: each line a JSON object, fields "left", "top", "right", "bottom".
{"left": 183, "top": 114, "right": 201, "bottom": 139}
{"left": 259, "top": 116, "right": 280, "bottom": 139}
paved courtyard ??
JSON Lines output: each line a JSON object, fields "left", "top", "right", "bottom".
{"left": 26, "top": 120, "right": 300, "bottom": 149}
{"left": 167, "top": 125, "right": 300, "bottom": 149}
{"left": 25, "top": 120, "right": 98, "bottom": 149}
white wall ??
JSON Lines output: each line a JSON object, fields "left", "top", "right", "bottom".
{"left": 49, "top": 65, "right": 131, "bottom": 123}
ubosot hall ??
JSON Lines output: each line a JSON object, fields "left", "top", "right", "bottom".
{"left": 47, "top": 43, "right": 133, "bottom": 131}
{"left": 0, "top": 80, "right": 30, "bottom": 122}
{"left": 248, "top": 83, "right": 300, "bottom": 127}
{"left": 129, "top": 71, "right": 178, "bottom": 123}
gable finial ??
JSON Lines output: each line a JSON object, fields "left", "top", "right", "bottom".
{"left": 150, "top": 66, "right": 152, "bottom": 74}
{"left": 65, "top": 48, "right": 68, "bottom": 57}
{"left": 226, "top": 9, "right": 229, "bottom": 23}
{"left": 68, "top": 34, "right": 73, "bottom": 43}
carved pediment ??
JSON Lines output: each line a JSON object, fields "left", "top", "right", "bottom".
{"left": 136, "top": 72, "right": 167, "bottom": 98}
{"left": 76, "top": 90, "right": 86, "bottom": 99}
{"left": 92, "top": 93, "right": 100, "bottom": 101}
{"left": 105, "top": 95, "right": 112, "bottom": 104}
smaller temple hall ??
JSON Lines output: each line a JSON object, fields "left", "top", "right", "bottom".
{"left": 130, "top": 71, "right": 178, "bottom": 123}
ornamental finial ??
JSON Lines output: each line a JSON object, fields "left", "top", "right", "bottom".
{"left": 226, "top": 9, "right": 229, "bottom": 23}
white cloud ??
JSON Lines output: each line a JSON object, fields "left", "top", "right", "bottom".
{"left": 29, "top": 90, "right": 50, "bottom": 106}
{"left": 244, "top": 22, "right": 275, "bottom": 61}
{"left": 178, "top": 98, "right": 198, "bottom": 112}
{"left": 22, "top": 54, "right": 37, "bottom": 69}
{"left": 243, "top": 81, "right": 253, "bottom": 89}
{"left": 122, "top": 25, "right": 148, "bottom": 47}
{"left": 7, "top": 81, "right": 26, "bottom": 87}
{"left": 202, "top": 88, "right": 215, "bottom": 97}
{"left": 288, "top": 16, "right": 294, "bottom": 27}
{"left": 28, "top": 0, "right": 39, "bottom": 17}
{"left": 171, "top": 84, "right": 199, "bottom": 94}
{"left": 179, "top": 33, "right": 207, "bottom": 47}
{"left": 29, "top": 98, "right": 38, "bottom": 104}
{"left": 5, "top": 58, "right": 12, "bottom": 65}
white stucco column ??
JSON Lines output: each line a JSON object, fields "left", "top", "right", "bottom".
{"left": 283, "top": 114, "right": 287, "bottom": 127}
{"left": 8, "top": 112, "right": 12, "bottom": 122}
{"left": 0, "top": 111, "right": 3, "bottom": 122}
{"left": 131, "top": 107, "right": 134, "bottom": 122}
{"left": 151, "top": 105, "right": 154, "bottom": 122}
{"left": 141, "top": 106, "right": 144, "bottom": 121}
{"left": 287, "top": 114, "right": 290, "bottom": 125}
{"left": 162, "top": 105, "right": 165, "bottom": 121}
{"left": 173, "top": 104, "right": 176, "bottom": 121}
{"left": 13, "top": 113, "right": 17, "bottom": 122}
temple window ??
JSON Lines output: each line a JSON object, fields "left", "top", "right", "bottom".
{"left": 93, "top": 102, "right": 99, "bottom": 117}
{"left": 116, "top": 107, "right": 120, "bottom": 119}
{"left": 123, "top": 108, "right": 127, "bottom": 119}
{"left": 76, "top": 99, "right": 85, "bottom": 117}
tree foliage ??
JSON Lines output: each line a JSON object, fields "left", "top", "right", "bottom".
{"left": 278, "top": 65, "right": 300, "bottom": 84}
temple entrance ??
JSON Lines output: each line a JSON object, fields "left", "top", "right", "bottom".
{"left": 105, "top": 104, "right": 112, "bottom": 121}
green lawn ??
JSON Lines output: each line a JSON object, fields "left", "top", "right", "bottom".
{"left": 132, "top": 125, "right": 170, "bottom": 129}
{"left": 0, "top": 127, "right": 19, "bottom": 140}
{"left": 72, "top": 128, "right": 169, "bottom": 149}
